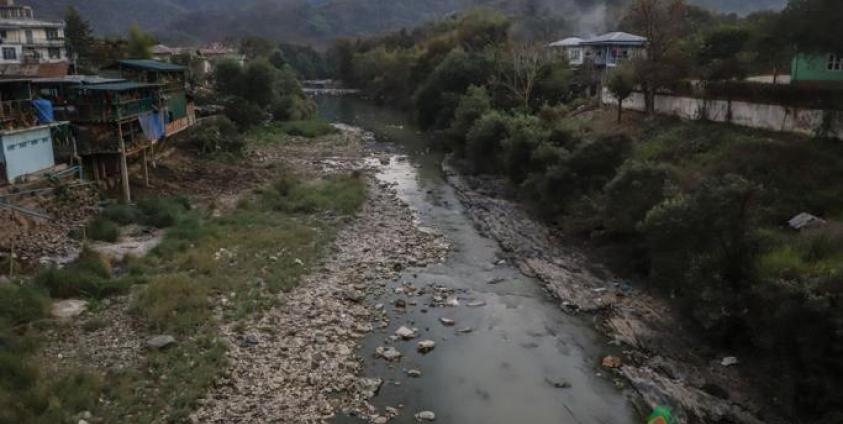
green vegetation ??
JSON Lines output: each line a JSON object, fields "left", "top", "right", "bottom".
{"left": 214, "top": 58, "right": 315, "bottom": 130}
{"left": 184, "top": 116, "right": 245, "bottom": 156}
{"left": 2, "top": 165, "right": 365, "bottom": 422}
{"left": 275, "top": 118, "right": 338, "bottom": 138}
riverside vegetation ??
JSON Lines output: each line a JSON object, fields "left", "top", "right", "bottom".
{"left": 329, "top": 3, "right": 843, "bottom": 422}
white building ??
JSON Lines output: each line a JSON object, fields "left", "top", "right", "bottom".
{"left": 0, "top": 0, "right": 67, "bottom": 66}
{"left": 549, "top": 32, "right": 647, "bottom": 69}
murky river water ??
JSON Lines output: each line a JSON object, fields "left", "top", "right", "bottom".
{"left": 318, "top": 96, "right": 637, "bottom": 424}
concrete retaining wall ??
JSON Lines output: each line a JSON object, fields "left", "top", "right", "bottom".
{"left": 602, "top": 89, "right": 843, "bottom": 139}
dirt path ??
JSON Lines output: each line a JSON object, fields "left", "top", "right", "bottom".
{"left": 443, "top": 159, "right": 779, "bottom": 424}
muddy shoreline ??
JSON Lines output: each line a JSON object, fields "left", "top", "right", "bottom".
{"left": 442, "top": 156, "right": 778, "bottom": 424}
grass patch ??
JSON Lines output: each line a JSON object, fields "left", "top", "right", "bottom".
{"left": 0, "top": 283, "right": 49, "bottom": 326}
{"left": 261, "top": 172, "right": 366, "bottom": 215}
{"left": 34, "top": 248, "right": 129, "bottom": 299}
{"left": 97, "top": 196, "right": 191, "bottom": 230}
{"left": 131, "top": 274, "right": 210, "bottom": 335}
{"left": 86, "top": 217, "right": 120, "bottom": 242}
{"left": 246, "top": 118, "right": 338, "bottom": 144}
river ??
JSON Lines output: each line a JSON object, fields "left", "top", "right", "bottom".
{"left": 317, "top": 96, "right": 638, "bottom": 424}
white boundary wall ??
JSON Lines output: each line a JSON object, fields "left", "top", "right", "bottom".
{"left": 602, "top": 89, "right": 843, "bottom": 139}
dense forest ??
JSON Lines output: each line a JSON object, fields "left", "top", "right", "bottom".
{"left": 34, "top": 0, "right": 785, "bottom": 43}
{"left": 327, "top": 0, "right": 843, "bottom": 422}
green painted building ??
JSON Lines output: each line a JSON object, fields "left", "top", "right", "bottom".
{"left": 791, "top": 53, "right": 843, "bottom": 85}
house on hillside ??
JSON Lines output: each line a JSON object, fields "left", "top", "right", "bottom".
{"left": 0, "top": 78, "right": 71, "bottom": 185}
{"left": 549, "top": 32, "right": 647, "bottom": 69}
{"left": 102, "top": 59, "right": 196, "bottom": 137}
{"left": 791, "top": 53, "right": 843, "bottom": 86}
{"left": 0, "top": 0, "right": 69, "bottom": 77}
{"left": 550, "top": 31, "right": 647, "bottom": 96}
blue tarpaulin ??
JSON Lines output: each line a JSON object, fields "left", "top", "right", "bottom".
{"left": 138, "top": 112, "right": 165, "bottom": 141}
{"left": 32, "top": 98, "right": 54, "bottom": 124}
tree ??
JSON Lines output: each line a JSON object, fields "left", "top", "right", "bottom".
{"left": 214, "top": 60, "right": 245, "bottom": 97}
{"left": 624, "top": 0, "right": 689, "bottom": 114}
{"left": 126, "top": 24, "right": 155, "bottom": 59}
{"left": 493, "top": 43, "right": 553, "bottom": 112}
{"left": 745, "top": 12, "right": 793, "bottom": 83}
{"left": 782, "top": 0, "right": 843, "bottom": 53}
{"left": 696, "top": 26, "right": 751, "bottom": 82}
{"left": 449, "top": 85, "right": 492, "bottom": 149}
{"left": 64, "top": 6, "right": 94, "bottom": 64}
{"left": 607, "top": 65, "right": 636, "bottom": 123}
{"left": 240, "top": 36, "right": 276, "bottom": 60}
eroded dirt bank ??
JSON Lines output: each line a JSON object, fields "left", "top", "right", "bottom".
{"left": 444, "top": 159, "right": 781, "bottom": 424}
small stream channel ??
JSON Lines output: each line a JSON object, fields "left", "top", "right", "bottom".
{"left": 318, "top": 96, "right": 638, "bottom": 424}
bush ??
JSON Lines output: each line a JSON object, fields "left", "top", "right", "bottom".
{"left": 34, "top": 248, "right": 125, "bottom": 299}
{"left": 449, "top": 85, "right": 491, "bottom": 150}
{"left": 501, "top": 115, "right": 547, "bottom": 184}
{"left": 569, "top": 134, "right": 632, "bottom": 192}
{"left": 101, "top": 203, "right": 144, "bottom": 225}
{"left": 640, "top": 175, "right": 759, "bottom": 336}
{"left": 185, "top": 116, "right": 244, "bottom": 155}
{"left": 225, "top": 97, "right": 269, "bottom": 130}
{"left": 603, "top": 161, "right": 673, "bottom": 234}
{"left": 465, "top": 111, "right": 509, "bottom": 174}
{"left": 0, "top": 284, "right": 49, "bottom": 325}
{"left": 86, "top": 217, "right": 119, "bottom": 242}
{"left": 132, "top": 274, "right": 209, "bottom": 334}
{"left": 136, "top": 196, "right": 191, "bottom": 228}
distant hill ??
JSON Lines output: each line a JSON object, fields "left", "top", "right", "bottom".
{"left": 27, "top": 0, "right": 789, "bottom": 44}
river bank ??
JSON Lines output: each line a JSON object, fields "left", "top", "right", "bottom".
{"left": 444, "top": 157, "right": 779, "bottom": 424}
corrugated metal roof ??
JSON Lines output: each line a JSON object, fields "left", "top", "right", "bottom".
{"left": 115, "top": 59, "right": 185, "bottom": 72}
{"left": 73, "top": 82, "right": 159, "bottom": 92}
{"left": 549, "top": 37, "right": 584, "bottom": 47}
{"left": 33, "top": 75, "right": 126, "bottom": 85}
{"left": 580, "top": 32, "right": 647, "bottom": 46}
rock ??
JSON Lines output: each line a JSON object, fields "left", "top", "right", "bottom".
{"left": 545, "top": 377, "right": 572, "bottom": 389}
{"left": 487, "top": 278, "right": 505, "bottom": 285}
{"left": 395, "top": 326, "right": 418, "bottom": 340}
{"left": 721, "top": 356, "right": 739, "bottom": 367}
{"left": 343, "top": 289, "right": 366, "bottom": 303}
{"left": 407, "top": 369, "right": 422, "bottom": 378}
{"left": 414, "top": 411, "right": 436, "bottom": 421}
{"left": 438, "top": 317, "right": 455, "bottom": 327}
{"left": 417, "top": 340, "right": 436, "bottom": 354}
{"left": 601, "top": 355, "right": 622, "bottom": 369}
{"left": 238, "top": 334, "right": 260, "bottom": 348}
{"left": 456, "top": 327, "right": 473, "bottom": 334}
{"left": 376, "top": 346, "right": 402, "bottom": 361}
{"left": 394, "top": 299, "right": 407, "bottom": 308}
{"left": 373, "top": 416, "right": 389, "bottom": 424}
{"left": 466, "top": 300, "right": 486, "bottom": 307}
{"left": 146, "top": 335, "right": 176, "bottom": 350}
{"left": 358, "top": 377, "right": 383, "bottom": 399}
{"left": 51, "top": 299, "right": 88, "bottom": 319}
{"left": 788, "top": 212, "right": 825, "bottom": 230}
{"left": 78, "top": 420, "right": 89, "bottom": 424}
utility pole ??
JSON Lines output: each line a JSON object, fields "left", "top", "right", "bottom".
{"left": 117, "top": 112, "right": 131, "bottom": 203}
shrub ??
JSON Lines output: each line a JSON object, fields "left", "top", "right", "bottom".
{"left": 465, "top": 111, "right": 509, "bottom": 174}
{"left": 449, "top": 85, "right": 491, "bottom": 150}
{"left": 0, "top": 284, "right": 49, "bottom": 325}
{"left": 501, "top": 114, "right": 548, "bottom": 184}
{"left": 603, "top": 161, "right": 673, "bottom": 234}
{"left": 640, "top": 175, "right": 759, "bottom": 336}
{"left": 569, "top": 134, "right": 632, "bottom": 192}
{"left": 34, "top": 248, "right": 125, "bottom": 299}
{"left": 225, "top": 97, "right": 269, "bottom": 130}
{"left": 86, "top": 217, "right": 119, "bottom": 242}
{"left": 185, "top": 116, "right": 244, "bottom": 155}
{"left": 136, "top": 196, "right": 191, "bottom": 228}
{"left": 132, "top": 274, "right": 209, "bottom": 334}
{"left": 101, "top": 203, "right": 144, "bottom": 225}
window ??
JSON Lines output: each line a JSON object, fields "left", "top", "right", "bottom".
{"left": 7, "top": 144, "right": 14, "bottom": 151}
{"left": 568, "top": 48, "right": 582, "bottom": 63}
{"left": 48, "top": 47, "right": 61, "bottom": 59}
{"left": 46, "top": 29, "right": 59, "bottom": 40}
{"left": 0, "top": 30, "right": 6, "bottom": 39}
{"left": 2, "top": 47, "right": 16, "bottom": 60}
{"left": 827, "top": 54, "right": 843, "bottom": 71}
